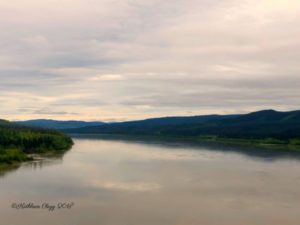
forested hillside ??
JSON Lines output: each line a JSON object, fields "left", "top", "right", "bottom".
{"left": 0, "top": 120, "right": 73, "bottom": 164}
{"left": 16, "top": 119, "right": 105, "bottom": 130}
{"left": 65, "top": 110, "right": 300, "bottom": 147}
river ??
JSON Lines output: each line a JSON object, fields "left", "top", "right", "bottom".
{"left": 1, "top": 135, "right": 300, "bottom": 225}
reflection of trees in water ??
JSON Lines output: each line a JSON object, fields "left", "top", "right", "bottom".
{"left": 0, "top": 154, "right": 65, "bottom": 178}
{"left": 23, "top": 157, "right": 63, "bottom": 170}
{"left": 0, "top": 164, "right": 20, "bottom": 178}
{"left": 73, "top": 134, "right": 300, "bottom": 161}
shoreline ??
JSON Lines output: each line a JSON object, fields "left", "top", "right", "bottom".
{"left": 69, "top": 133, "right": 300, "bottom": 152}
{"left": 0, "top": 146, "right": 72, "bottom": 165}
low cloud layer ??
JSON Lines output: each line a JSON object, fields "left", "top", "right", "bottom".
{"left": 1, "top": 0, "right": 300, "bottom": 121}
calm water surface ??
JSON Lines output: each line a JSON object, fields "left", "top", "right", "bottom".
{"left": 1, "top": 135, "right": 300, "bottom": 225}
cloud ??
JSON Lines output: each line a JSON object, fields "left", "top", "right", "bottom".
{"left": 89, "top": 74, "right": 126, "bottom": 81}
{"left": 32, "top": 108, "right": 79, "bottom": 116}
{"left": 0, "top": 0, "right": 299, "bottom": 120}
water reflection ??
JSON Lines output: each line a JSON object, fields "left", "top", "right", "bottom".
{"left": 0, "top": 152, "right": 66, "bottom": 178}
{"left": 71, "top": 134, "right": 300, "bottom": 162}
{"left": 0, "top": 164, "right": 20, "bottom": 178}
{"left": 1, "top": 136, "right": 300, "bottom": 225}
{"left": 22, "top": 157, "right": 64, "bottom": 170}
{"left": 1, "top": 134, "right": 299, "bottom": 180}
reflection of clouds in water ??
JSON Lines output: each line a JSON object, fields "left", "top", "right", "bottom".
{"left": 165, "top": 151, "right": 224, "bottom": 161}
{"left": 2, "top": 138, "right": 300, "bottom": 225}
{"left": 90, "top": 180, "right": 161, "bottom": 192}
{"left": 73, "top": 139, "right": 228, "bottom": 162}
{"left": 132, "top": 150, "right": 220, "bottom": 161}
{"left": 0, "top": 164, "right": 20, "bottom": 178}
{"left": 73, "top": 136, "right": 300, "bottom": 162}
{"left": 61, "top": 139, "right": 234, "bottom": 195}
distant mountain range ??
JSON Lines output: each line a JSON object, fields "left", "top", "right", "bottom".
{"left": 61, "top": 114, "right": 238, "bottom": 131}
{"left": 15, "top": 110, "right": 300, "bottom": 147}
{"left": 15, "top": 119, "right": 105, "bottom": 130}
{"left": 16, "top": 115, "right": 238, "bottom": 130}
{"left": 61, "top": 110, "right": 300, "bottom": 146}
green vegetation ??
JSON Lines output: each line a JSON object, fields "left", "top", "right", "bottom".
{"left": 196, "top": 135, "right": 300, "bottom": 151}
{"left": 0, "top": 120, "right": 73, "bottom": 164}
{"left": 16, "top": 119, "right": 105, "bottom": 130}
{"left": 65, "top": 109, "right": 300, "bottom": 151}
{"left": 0, "top": 148, "right": 28, "bottom": 163}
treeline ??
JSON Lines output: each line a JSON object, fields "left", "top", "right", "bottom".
{"left": 64, "top": 110, "right": 300, "bottom": 147}
{"left": 0, "top": 121, "right": 73, "bottom": 164}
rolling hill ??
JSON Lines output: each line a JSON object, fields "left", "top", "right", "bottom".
{"left": 63, "top": 114, "right": 239, "bottom": 134}
{"left": 64, "top": 110, "right": 300, "bottom": 146}
{"left": 16, "top": 119, "right": 105, "bottom": 130}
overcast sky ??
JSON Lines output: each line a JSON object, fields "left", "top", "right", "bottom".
{"left": 0, "top": 0, "right": 299, "bottom": 121}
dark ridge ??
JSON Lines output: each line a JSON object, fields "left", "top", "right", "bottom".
{"left": 15, "top": 119, "right": 105, "bottom": 130}
{"left": 63, "top": 110, "right": 300, "bottom": 147}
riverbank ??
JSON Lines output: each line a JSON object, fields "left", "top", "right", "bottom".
{"left": 69, "top": 133, "right": 300, "bottom": 152}
{"left": 196, "top": 136, "right": 300, "bottom": 151}
{"left": 0, "top": 147, "right": 71, "bottom": 165}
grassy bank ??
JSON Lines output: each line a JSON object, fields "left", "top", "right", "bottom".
{"left": 196, "top": 135, "right": 300, "bottom": 151}
{"left": 0, "top": 148, "right": 30, "bottom": 165}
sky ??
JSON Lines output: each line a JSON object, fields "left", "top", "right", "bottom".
{"left": 0, "top": 0, "right": 300, "bottom": 121}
